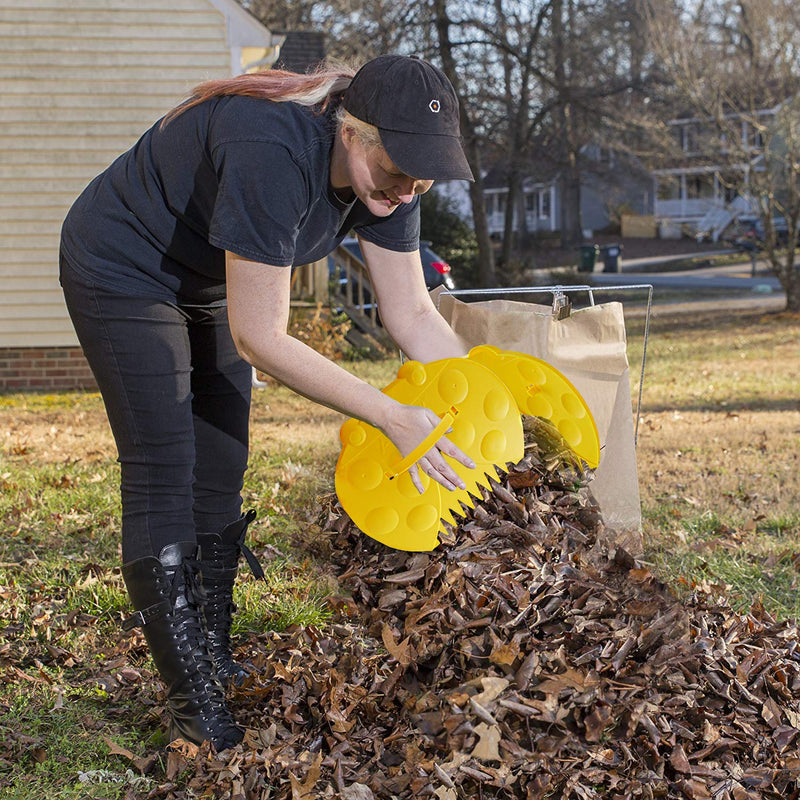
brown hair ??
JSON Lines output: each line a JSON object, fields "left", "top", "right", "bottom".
{"left": 161, "top": 62, "right": 357, "bottom": 128}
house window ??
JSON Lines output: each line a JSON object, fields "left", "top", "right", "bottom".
{"left": 657, "top": 176, "right": 680, "bottom": 200}
{"left": 485, "top": 196, "right": 494, "bottom": 215}
{"left": 597, "top": 147, "right": 615, "bottom": 166}
{"left": 679, "top": 124, "right": 698, "bottom": 152}
{"left": 524, "top": 192, "right": 538, "bottom": 215}
{"left": 686, "top": 175, "right": 713, "bottom": 199}
{"left": 540, "top": 190, "right": 551, "bottom": 218}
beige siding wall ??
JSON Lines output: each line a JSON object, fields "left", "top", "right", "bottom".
{"left": 0, "top": 0, "right": 270, "bottom": 348}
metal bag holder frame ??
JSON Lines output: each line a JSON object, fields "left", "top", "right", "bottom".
{"left": 435, "top": 283, "right": 654, "bottom": 445}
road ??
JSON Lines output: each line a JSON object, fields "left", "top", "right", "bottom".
{"left": 587, "top": 254, "right": 786, "bottom": 311}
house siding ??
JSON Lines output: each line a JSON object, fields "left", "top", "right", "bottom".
{"left": 0, "top": 0, "right": 274, "bottom": 390}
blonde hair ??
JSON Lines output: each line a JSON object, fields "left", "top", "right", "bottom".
{"left": 161, "top": 61, "right": 358, "bottom": 128}
{"left": 335, "top": 107, "right": 383, "bottom": 150}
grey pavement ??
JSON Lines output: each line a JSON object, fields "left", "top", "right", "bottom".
{"left": 590, "top": 251, "right": 785, "bottom": 299}
{"left": 619, "top": 249, "right": 737, "bottom": 270}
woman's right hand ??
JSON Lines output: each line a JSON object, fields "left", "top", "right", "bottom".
{"left": 381, "top": 403, "right": 476, "bottom": 495}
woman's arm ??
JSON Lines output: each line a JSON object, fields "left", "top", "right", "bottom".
{"left": 225, "top": 252, "right": 474, "bottom": 493}
{"left": 357, "top": 237, "right": 468, "bottom": 362}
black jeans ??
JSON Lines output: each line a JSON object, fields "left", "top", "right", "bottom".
{"left": 60, "top": 254, "right": 252, "bottom": 564}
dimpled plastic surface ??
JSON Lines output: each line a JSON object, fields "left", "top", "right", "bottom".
{"left": 468, "top": 345, "right": 600, "bottom": 468}
{"left": 335, "top": 358, "right": 523, "bottom": 551}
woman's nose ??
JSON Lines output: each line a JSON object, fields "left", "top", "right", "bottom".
{"left": 395, "top": 178, "right": 420, "bottom": 203}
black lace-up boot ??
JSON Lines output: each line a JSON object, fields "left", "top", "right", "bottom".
{"left": 196, "top": 510, "right": 265, "bottom": 686}
{"left": 121, "top": 542, "right": 243, "bottom": 750}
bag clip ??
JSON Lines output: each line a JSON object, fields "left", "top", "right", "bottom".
{"left": 552, "top": 290, "right": 572, "bottom": 320}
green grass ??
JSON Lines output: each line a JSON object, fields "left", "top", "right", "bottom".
{"left": 0, "top": 688, "right": 155, "bottom": 800}
{"left": 646, "top": 509, "right": 800, "bottom": 619}
{"left": 628, "top": 306, "right": 800, "bottom": 622}
{"left": 232, "top": 556, "right": 335, "bottom": 633}
{"left": 0, "top": 386, "right": 344, "bottom": 797}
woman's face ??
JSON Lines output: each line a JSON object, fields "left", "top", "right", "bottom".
{"left": 339, "top": 128, "right": 434, "bottom": 217}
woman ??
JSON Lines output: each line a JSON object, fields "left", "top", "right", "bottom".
{"left": 59, "top": 54, "right": 476, "bottom": 750}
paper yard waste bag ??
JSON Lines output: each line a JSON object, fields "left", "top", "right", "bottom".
{"left": 434, "top": 292, "right": 643, "bottom": 555}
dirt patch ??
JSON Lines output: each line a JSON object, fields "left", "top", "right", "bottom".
{"left": 1, "top": 407, "right": 115, "bottom": 464}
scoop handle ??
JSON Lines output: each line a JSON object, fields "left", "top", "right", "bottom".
{"left": 387, "top": 410, "right": 456, "bottom": 479}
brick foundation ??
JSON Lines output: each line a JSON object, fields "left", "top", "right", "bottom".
{"left": 0, "top": 346, "right": 97, "bottom": 391}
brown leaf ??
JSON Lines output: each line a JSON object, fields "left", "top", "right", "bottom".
{"left": 289, "top": 751, "right": 322, "bottom": 799}
{"left": 381, "top": 624, "right": 413, "bottom": 667}
{"left": 583, "top": 703, "right": 612, "bottom": 742}
{"left": 341, "top": 784, "right": 377, "bottom": 800}
{"left": 470, "top": 722, "right": 502, "bottom": 762}
{"left": 761, "top": 696, "right": 783, "bottom": 729}
{"left": 489, "top": 635, "right": 521, "bottom": 666}
{"left": 670, "top": 743, "right": 692, "bottom": 774}
{"left": 677, "top": 778, "right": 712, "bottom": 799}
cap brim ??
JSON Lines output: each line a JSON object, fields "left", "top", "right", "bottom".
{"left": 380, "top": 129, "right": 474, "bottom": 182}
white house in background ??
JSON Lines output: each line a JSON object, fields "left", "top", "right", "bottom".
{"left": 434, "top": 176, "right": 561, "bottom": 238}
{"left": 0, "top": 0, "right": 282, "bottom": 390}
{"left": 651, "top": 108, "right": 777, "bottom": 240}
{"left": 436, "top": 144, "right": 652, "bottom": 240}
{"left": 484, "top": 179, "right": 560, "bottom": 236}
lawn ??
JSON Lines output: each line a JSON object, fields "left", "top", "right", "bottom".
{"left": 0, "top": 300, "right": 797, "bottom": 797}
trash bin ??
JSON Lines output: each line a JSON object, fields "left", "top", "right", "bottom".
{"left": 577, "top": 244, "right": 599, "bottom": 273}
{"left": 600, "top": 244, "right": 623, "bottom": 273}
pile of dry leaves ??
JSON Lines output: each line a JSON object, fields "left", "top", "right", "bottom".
{"left": 137, "top": 419, "right": 800, "bottom": 800}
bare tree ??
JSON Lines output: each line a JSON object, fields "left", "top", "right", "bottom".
{"left": 240, "top": 1, "right": 662, "bottom": 286}
{"left": 481, "top": 2, "right": 553, "bottom": 269}
{"left": 429, "top": 1, "right": 660, "bottom": 271}
{"left": 240, "top": 0, "right": 418, "bottom": 64}
{"left": 430, "top": 0, "right": 498, "bottom": 287}
{"left": 543, "top": 0, "right": 662, "bottom": 247}
{"left": 646, "top": 0, "right": 800, "bottom": 312}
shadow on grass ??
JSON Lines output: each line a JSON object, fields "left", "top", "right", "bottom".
{"left": 642, "top": 397, "right": 800, "bottom": 413}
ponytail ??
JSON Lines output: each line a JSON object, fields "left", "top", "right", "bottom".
{"left": 161, "top": 61, "right": 357, "bottom": 128}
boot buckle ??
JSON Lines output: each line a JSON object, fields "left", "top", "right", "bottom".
{"left": 122, "top": 599, "right": 171, "bottom": 631}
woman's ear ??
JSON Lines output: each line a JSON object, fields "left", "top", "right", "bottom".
{"left": 340, "top": 124, "right": 357, "bottom": 149}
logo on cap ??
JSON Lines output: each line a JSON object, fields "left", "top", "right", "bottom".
{"left": 429, "top": 99, "right": 441, "bottom": 113}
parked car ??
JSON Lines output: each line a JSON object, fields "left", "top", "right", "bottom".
{"left": 729, "top": 215, "right": 799, "bottom": 250}
{"left": 339, "top": 238, "right": 456, "bottom": 291}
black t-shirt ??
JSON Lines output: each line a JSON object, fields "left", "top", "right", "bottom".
{"left": 60, "top": 95, "right": 420, "bottom": 302}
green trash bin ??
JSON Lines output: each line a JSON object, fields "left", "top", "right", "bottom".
{"left": 578, "top": 244, "right": 599, "bottom": 273}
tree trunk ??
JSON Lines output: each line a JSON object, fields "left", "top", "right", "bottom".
{"left": 432, "top": 0, "right": 496, "bottom": 287}
{"left": 784, "top": 277, "right": 800, "bottom": 312}
{"left": 466, "top": 151, "right": 498, "bottom": 288}
{"left": 552, "top": 0, "right": 583, "bottom": 249}
{"left": 560, "top": 158, "right": 583, "bottom": 248}
{"left": 501, "top": 172, "right": 522, "bottom": 270}
{"left": 779, "top": 247, "right": 800, "bottom": 312}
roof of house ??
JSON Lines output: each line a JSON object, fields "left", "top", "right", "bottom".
{"left": 272, "top": 30, "right": 326, "bottom": 73}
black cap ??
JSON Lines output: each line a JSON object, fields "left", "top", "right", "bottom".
{"left": 342, "top": 54, "right": 474, "bottom": 182}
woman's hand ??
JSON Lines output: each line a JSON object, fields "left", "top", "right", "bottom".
{"left": 381, "top": 404, "right": 476, "bottom": 494}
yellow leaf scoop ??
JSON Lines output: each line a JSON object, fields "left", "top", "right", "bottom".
{"left": 335, "top": 347, "right": 600, "bottom": 552}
